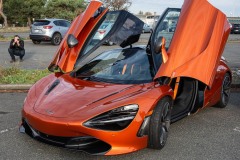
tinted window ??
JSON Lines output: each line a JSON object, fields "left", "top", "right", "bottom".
{"left": 33, "top": 20, "right": 50, "bottom": 26}
{"left": 63, "top": 21, "right": 71, "bottom": 27}
{"left": 153, "top": 10, "right": 180, "bottom": 49}
{"left": 59, "top": 20, "right": 70, "bottom": 27}
{"left": 82, "top": 12, "right": 120, "bottom": 55}
{"left": 53, "top": 20, "right": 60, "bottom": 26}
{"left": 151, "top": 8, "right": 181, "bottom": 71}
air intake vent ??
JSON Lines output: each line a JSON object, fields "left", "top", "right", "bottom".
{"left": 45, "top": 79, "right": 60, "bottom": 95}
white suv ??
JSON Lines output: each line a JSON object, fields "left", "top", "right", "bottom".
{"left": 29, "top": 19, "right": 71, "bottom": 45}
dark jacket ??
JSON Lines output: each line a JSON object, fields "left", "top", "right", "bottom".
{"left": 9, "top": 39, "right": 25, "bottom": 50}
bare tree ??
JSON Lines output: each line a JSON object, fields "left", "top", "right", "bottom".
{"left": 0, "top": 0, "right": 8, "bottom": 27}
{"left": 102, "top": 0, "right": 132, "bottom": 11}
{"left": 138, "top": 11, "right": 143, "bottom": 15}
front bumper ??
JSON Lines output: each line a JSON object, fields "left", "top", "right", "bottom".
{"left": 20, "top": 119, "right": 111, "bottom": 155}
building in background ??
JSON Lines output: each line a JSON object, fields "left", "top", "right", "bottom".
{"left": 135, "top": 14, "right": 160, "bottom": 28}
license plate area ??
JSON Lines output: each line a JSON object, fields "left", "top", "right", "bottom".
{"left": 33, "top": 29, "right": 42, "bottom": 33}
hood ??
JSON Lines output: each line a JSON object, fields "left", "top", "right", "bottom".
{"left": 33, "top": 75, "right": 144, "bottom": 118}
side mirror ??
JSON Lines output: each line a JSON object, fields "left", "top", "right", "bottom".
{"left": 93, "top": 7, "right": 105, "bottom": 18}
{"left": 154, "top": 36, "right": 168, "bottom": 63}
{"left": 67, "top": 34, "right": 78, "bottom": 48}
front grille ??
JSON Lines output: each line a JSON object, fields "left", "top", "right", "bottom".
{"left": 20, "top": 119, "right": 111, "bottom": 155}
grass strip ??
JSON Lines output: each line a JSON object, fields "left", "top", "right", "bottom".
{"left": 0, "top": 66, "right": 50, "bottom": 84}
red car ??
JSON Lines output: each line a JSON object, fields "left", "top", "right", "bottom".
{"left": 20, "top": 0, "right": 231, "bottom": 155}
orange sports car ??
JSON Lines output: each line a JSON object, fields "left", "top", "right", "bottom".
{"left": 20, "top": 0, "right": 232, "bottom": 155}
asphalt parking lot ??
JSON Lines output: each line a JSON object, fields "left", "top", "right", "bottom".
{"left": 0, "top": 33, "right": 240, "bottom": 70}
{"left": 0, "top": 92, "right": 239, "bottom": 160}
{"left": 0, "top": 33, "right": 239, "bottom": 159}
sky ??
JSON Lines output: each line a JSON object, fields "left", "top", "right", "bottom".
{"left": 129, "top": 0, "right": 240, "bottom": 17}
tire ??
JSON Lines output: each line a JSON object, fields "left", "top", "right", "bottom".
{"left": 32, "top": 40, "right": 41, "bottom": 44}
{"left": 142, "top": 29, "right": 145, "bottom": 33}
{"left": 215, "top": 73, "right": 231, "bottom": 108}
{"left": 148, "top": 96, "right": 173, "bottom": 149}
{"left": 51, "top": 33, "right": 62, "bottom": 45}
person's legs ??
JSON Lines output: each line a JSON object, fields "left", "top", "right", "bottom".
{"left": 12, "top": 49, "right": 25, "bottom": 62}
{"left": 8, "top": 48, "right": 16, "bottom": 62}
{"left": 19, "top": 50, "right": 25, "bottom": 61}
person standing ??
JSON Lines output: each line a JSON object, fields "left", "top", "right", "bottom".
{"left": 8, "top": 35, "right": 25, "bottom": 63}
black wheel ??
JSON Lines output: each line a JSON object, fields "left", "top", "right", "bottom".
{"left": 32, "top": 40, "right": 41, "bottom": 44}
{"left": 51, "top": 33, "right": 62, "bottom": 45}
{"left": 142, "top": 29, "right": 145, "bottom": 33}
{"left": 148, "top": 97, "right": 173, "bottom": 149}
{"left": 215, "top": 73, "right": 231, "bottom": 108}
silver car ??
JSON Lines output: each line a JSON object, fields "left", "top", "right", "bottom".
{"left": 142, "top": 23, "right": 153, "bottom": 33}
{"left": 29, "top": 19, "right": 71, "bottom": 45}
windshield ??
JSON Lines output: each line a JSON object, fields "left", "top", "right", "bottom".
{"left": 74, "top": 47, "right": 153, "bottom": 84}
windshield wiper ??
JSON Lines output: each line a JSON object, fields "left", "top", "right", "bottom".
{"left": 76, "top": 74, "right": 104, "bottom": 82}
{"left": 76, "top": 74, "right": 92, "bottom": 80}
{"left": 89, "top": 76, "right": 104, "bottom": 82}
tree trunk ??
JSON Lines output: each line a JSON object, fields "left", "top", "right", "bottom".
{"left": 0, "top": 0, "right": 8, "bottom": 27}
{"left": 27, "top": 17, "right": 32, "bottom": 26}
{"left": 0, "top": 11, "right": 8, "bottom": 27}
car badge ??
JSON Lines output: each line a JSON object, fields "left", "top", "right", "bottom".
{"left": 45, "top": 109, "right": 54, "bottom": 115}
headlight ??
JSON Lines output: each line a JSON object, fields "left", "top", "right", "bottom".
{"left": 84, "top": 104, "right": 139, "bottom": 131}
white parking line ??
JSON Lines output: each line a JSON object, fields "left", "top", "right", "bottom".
{"left": 0, "top": 129, "right": 8, "bottom": 134}
{"left": 0, "top": 126, "right": 18, "bottom": 134}
{"left": 233, "top": 127, "right": 240, "bottom": 133}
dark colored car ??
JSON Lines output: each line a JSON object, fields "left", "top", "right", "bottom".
{"left": 231, "top": 24, "right": 240, "bottom": 34}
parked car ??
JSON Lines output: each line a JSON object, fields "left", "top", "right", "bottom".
{"left": 142, "top": 23, "right": 152, "bottom": 33}
{"left": 231, "top": 24, "right": 240, "bottom": 34}
{"left": 29, "top": 18, "right": 71, "bottom": 45}
{"left": 20, "top": 0, "right": 231, "bottom": 156}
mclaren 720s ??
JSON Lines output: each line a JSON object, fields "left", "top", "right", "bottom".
{"left": 19, "top": 0, "right": 232, "bottom": 155}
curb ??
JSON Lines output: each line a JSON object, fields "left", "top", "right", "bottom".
{"left": 0, "top": 84, "right": 32, "bottom": 90}
{"left": 227, "top": 41, "right": 240, "bottom": 43}
{"left": 0, "top": 84, "right": 239, "bottom": 92}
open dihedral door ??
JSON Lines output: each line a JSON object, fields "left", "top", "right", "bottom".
{"left": 48, "top": 1, "right": 108, "bottom": 73}
{"left": 154, "top": 0, "right": 230, "bottom": 88}
{"left": 48, "top": 1, "right": 144, "bottom": 73}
